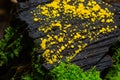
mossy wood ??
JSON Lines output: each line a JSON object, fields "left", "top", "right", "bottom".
{"left": 18, "top": 0, "right": 120, "bottom": 71}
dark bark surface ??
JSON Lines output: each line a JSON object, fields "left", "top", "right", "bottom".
{"left": 17, "top": 0, "right": 120, "bottom": 71}
{"left": 0, "top": 0, "right": 119, "bottom": 72}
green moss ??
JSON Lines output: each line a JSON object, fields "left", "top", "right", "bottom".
{"left": 0, "top": 27, "right": 22, "bottom": 66}
{"left": 105, "top": 45, "right": 120, "bottom": 80}
{"left": 49, "top": 62, "right": 101, "bottom": 80}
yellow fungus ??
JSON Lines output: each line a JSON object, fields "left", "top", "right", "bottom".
{"left": 65, "top": 44, "right": 68, "bottom": 47}
{"left": 34, "top": 18, "right": 39, "bottom": 22}
{"left": 42, "top": 49, "right": 50, "bottom": 57}
{"left": 51, "top": 50, "right": 54, "bottom": 53}
{"left": 40, "top": 39, "right": 47, "bottom": 50}
{"left": 81, "top": 36, "right": 86, "bottom": 39}
{"left": 68, "top": 40, "right": 72, "bottom": 44}
{"left": 71, "top": 45, "right": 74, "bottom": 48}
{"left": 52, "top": 55, "right": 57, "bottom": 59}
{"left": 74, "top": 33, "right": 81, "bottom": 39}
{"left": 47, "top": 59, "right": 53, "bottom": 64}
{"left": 61, "top": 46, "right": 65, "bottom": 50}
{"left": 101, "top": 19, "right": 105, "bottom": 22}
{"left": 115, "top": 26, "right": 117, "bottom": 28}
{"left": 31, "top": 0, "right": 116, "bottom": 64}
{"left": 59, "top": 55, "right": 63, "bottom": 58}
{"left": 58, "top": 36, "right": 64, "bottom": 42}
{"left": 54, "top": 35, "right": 58, "bottom": 39}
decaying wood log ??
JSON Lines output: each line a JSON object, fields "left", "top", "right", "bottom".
{"left": 17, "top": 0, "right": 120, "bottom": 71}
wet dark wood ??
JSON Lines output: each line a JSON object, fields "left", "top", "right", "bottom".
{"left": 103, "top": 0, "right": 120, "bottom": 4}
{"left": 18, "top": 0, "right": 120, "bottom": 71}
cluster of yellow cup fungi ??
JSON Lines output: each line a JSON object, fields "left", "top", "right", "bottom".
{"left": 30, "top": 0, "right": 118, "bottom": 64}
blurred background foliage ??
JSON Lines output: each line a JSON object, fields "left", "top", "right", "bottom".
{"left": 0, "top": 26, "right": 22, "bottom": 66}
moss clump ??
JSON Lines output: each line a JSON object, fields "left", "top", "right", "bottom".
{"left": 0, "top": 27, "right": 22, "bottom": 66}
{"left": 49, "top": 62, "right": 101, "bottom": 80}
{"left": 105, "top": 43, "right": 120, "bottom": 80}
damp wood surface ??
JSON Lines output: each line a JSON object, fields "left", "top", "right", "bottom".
{"left": 17, "top": 0, "right": 120, "bottom": 71}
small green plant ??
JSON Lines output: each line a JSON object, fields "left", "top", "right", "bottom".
{"left": 21, "top": 74, "right": 33, "bottom": 80}
{"left": 20, "top": 50, "right": 46, "bottom": 80}
{"left": 49, "top": 62, "right": 101, "bottom": 80}
{"left": 0, "top": 27, "right": 22, "bottom": 66}
{"left": 112, "top": 48, "right": 120, "bottom": 64}
{"left": 105, "top": 46, "right": 120, "bottom": 80}
{"left": 105, "top": 64, "right": 120, "bottom": 80}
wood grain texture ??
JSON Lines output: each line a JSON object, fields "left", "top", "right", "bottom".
{"left": 103, "top": 0, "right": 120, "bottom": 4}
{"left": 17, "top": 0, "right": 120, "bottom": 71}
